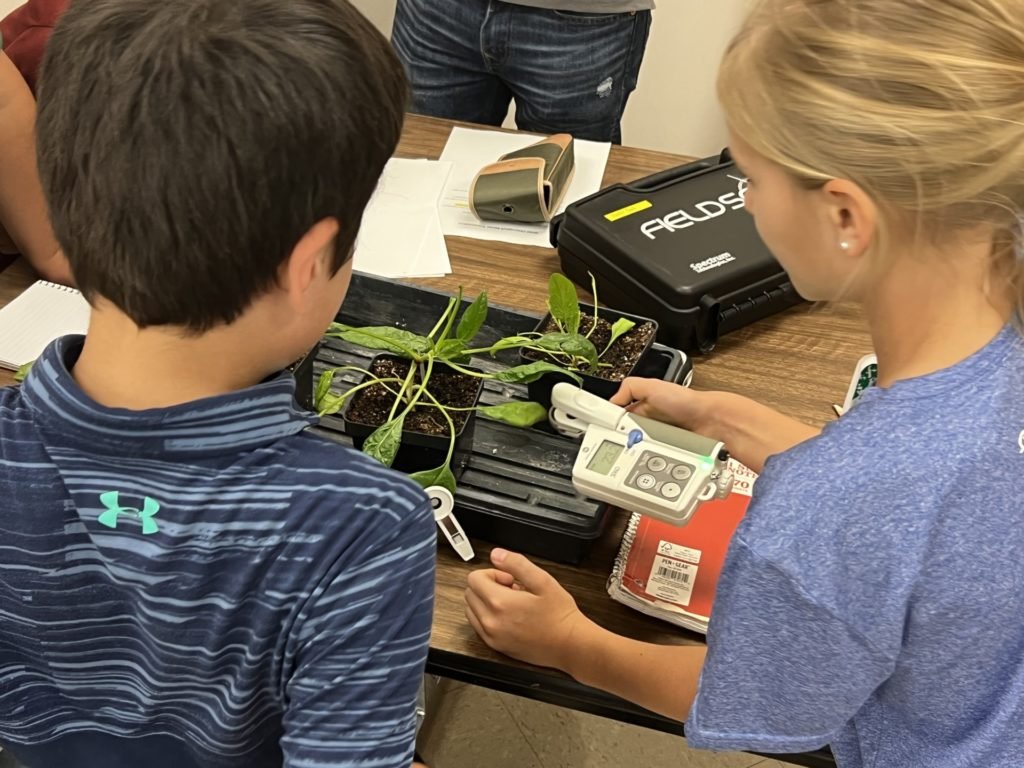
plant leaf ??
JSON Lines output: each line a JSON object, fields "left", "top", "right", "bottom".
{"left": 605, "top": 318, "right": 636, "bottom": 351}
{"left": 408, "top": 463, "right": 457, "bottom": 496}
{"left": 547, "top": 273, "right": 580, "bottom": 335}
{"left": 13, "top": 361, "right": 33, "bottom": 383}
{"left": 435, "top": 338, "right": 468, "bottom": 361}
{"left": 314, "top": 369, "right": 335, "bottom": 410}
{"left": 326, "top": 324, "right": 430, "bottom": 358}
{"left": 363, "top": 414, "right": 405, "bottom": 468}
{"left": 479, "top": 401, "right": 549, "bottom": 428}
{"left": 485, "top": 335, "right": 537, "bottom": 356}
{"left": 534, "top": 333, "right": 599, "bottom": 366}
{"left": 456, "top": 291, "right": 488, "bottom": 343}
{"left": 492, "top": 361, "right": 582, "bottom": 385}
{"left": 317, "top": 393, "right": 346, "bottom": 417}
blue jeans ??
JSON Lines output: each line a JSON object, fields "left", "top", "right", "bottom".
{"left": 391, "top": 0, "right": 652, "bottom": 143}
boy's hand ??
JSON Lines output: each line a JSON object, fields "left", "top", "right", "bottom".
{"left": 465, "top": 549, "right": 589, "bottom": 671}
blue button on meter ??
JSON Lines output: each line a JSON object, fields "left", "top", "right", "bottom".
{"left": 627, "top": 429, "right": 644, "bottom": 449}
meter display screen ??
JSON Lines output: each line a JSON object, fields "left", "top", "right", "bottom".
{"left": 587, "top": 440, "right": 624, "bottom": 476}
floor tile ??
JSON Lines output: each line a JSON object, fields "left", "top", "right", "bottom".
{"left": 501, "top": 691, "right": 761, "bottom": 768}
{"left": 420, "top": 680, "right": 768, "bottom": 768}
{"left": 417, "top": 680, "right": 544, "bottom": 768}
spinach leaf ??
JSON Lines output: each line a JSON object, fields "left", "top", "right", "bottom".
{"left": 456, "top": 291, "right": 489, "bottom": 344}
{"left": 409, "top": 463, "right": 457, "bottom": 495}
{"left": 492, "top": 361, "right": 581, "bottom": 385}
{"left": 547, "top": 273, "right": 580, "bottom": 335}
{"left": 363, "top": 415, "right": 405, "bottom": 467}
{"left": 478, "top": 402, "right": 548, "bottom": 428}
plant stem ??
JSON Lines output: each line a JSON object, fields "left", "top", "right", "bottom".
{"left": 388, "top": 361, "right": 418, "bottom": 421}
{"left": 586, "top": 272, "right": 599, "bottom": 340}
{"left": 419, "top": 387, "right": 459, "bottom": 468}
{"left": 444, "top": 361, "right": 496, "bottom": 380}
{"left": 427, "top": 297, "right": 457, "bottom": 341}
{"left": 317, "top": 376, "right": 404, "bottom": 416}
{"left": 321, "top": 364, "right": 379, "bottom": 380}
{"left": 394, "top": 356, "right": 435, "bottom": 424}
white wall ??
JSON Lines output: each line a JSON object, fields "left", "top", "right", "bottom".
{"left": 351, "top": 0, "right": 748, "bottom": 157}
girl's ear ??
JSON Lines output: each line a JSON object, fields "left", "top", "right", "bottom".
{"left": 820, "top": 179, "right": 877, "bottom": 262}
{"left": 279, "top": 218, "right": 341, "bottom": 302}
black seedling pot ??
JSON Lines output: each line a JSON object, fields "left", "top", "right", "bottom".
{"left": 522, "top": 303, "right": 658, "bottom": 411}
{"left": 343, "top": 354, "right": 485, "bottom": 478}
{"left": 287, "top": 343, "right": 320, "bottom": 412}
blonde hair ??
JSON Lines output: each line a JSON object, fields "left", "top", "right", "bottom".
{"left": 718, "top": 0, "right": 1024, "bottom": 312}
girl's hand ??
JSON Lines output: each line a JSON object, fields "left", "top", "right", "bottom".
{"left": 611, "top": 377, "right": 720, "bottom": 435}
{"left": 611, "top": 377, "right": 820, "bottom": 472}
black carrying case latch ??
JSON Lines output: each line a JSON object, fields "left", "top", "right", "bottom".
{"left": 696, "top": 295, "right": 721, "bottom": 353}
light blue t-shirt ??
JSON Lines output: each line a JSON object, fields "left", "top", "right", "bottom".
{"left": 687, "top": 325, "right": 1024, "bottom": 767}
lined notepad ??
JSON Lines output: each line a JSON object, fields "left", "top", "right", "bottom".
{"left": 0, "top": 280, "right": 90, "bottom": 369}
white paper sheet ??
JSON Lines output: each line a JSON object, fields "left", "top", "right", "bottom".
{"left": 353, "top": 158, "right": 452, "bottom": 278}
{"left": 438, "top": 127, "right": 611, "bottom": 249}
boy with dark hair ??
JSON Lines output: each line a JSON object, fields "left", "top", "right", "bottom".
{"left": 0, "top": 1, "right": 435, "bottom": 767}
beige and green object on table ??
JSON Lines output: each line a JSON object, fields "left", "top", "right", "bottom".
{"left": 469, "top": 133, "right": 576, "bottom": 224}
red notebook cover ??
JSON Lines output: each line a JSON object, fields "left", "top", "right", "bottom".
{"left": 609, "top": 460, "right": 756, "bottom": 631}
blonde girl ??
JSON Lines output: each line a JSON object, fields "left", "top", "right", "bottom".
{"left": 464, "top": 2, "right": 1024, "bottom": 765}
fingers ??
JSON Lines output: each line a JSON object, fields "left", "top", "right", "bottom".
{"left": 464, "top": 582, "right": 513, "bottom": 651}
{"left": 466, "top": 569, "right": 511, "bottom": 613}
{"left": 610, "top": 376, "right": 649, "bottom": 406}
{"left": 464, "top": 596, "right": 487, "bottom": 640}
{"left": 464, "top": 586, "right": 491, "bottom": 634}
{"left": 489, "top": 548, "right": 550, "bottom": 593}
{"left": 611, "top": 377, "right": 673, "bottom": 409}
{"left": 491, "top": 570, "right": 517, "bottom": 588}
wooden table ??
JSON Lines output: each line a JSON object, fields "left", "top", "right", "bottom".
{"left": 0, "top": 115, "right": 870, "bottom": 767}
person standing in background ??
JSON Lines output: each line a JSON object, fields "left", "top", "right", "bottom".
{"left": 391, "top": 0, "right": 652, "bottom": 143}
{"left": 1, "top": 0, "right": 67, "bottom": 95}
{"left": 0, "top": 0, "right": 72, "bottom": 283}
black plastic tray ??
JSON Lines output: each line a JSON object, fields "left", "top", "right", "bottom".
{"left": 310, "top": 273, "right": 692, "bottom": 564}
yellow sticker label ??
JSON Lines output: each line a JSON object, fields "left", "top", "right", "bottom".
{"left": 604, "top": 199, "right": 653, "bottom": 222}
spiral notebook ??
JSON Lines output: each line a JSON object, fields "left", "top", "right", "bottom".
{"left": 607, "top": 459, "right": 757, "bottom": 634}
{"left": 0, "top": 280, "right": 90, "bottom": 370}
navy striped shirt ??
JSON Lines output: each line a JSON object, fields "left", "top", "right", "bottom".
{"left": 0, "top": 336, "right": 436, "bottom": 768}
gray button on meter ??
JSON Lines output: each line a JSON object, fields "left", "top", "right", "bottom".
{"left": 671, "top": 465, "right": 693, "bottom": 481}
{"left": 647, "top": 456, "right": 668, "bottom": 472}
{"left": 661, "top": 482, "right": 682, "bottom": 499}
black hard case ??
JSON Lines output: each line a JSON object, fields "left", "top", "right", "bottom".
{"left": 551, "top": 151, "right": 803, "bottom": 353}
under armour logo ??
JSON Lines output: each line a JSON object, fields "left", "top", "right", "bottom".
{"left": 98, "top": 491, "right": 161, "bottom": 535}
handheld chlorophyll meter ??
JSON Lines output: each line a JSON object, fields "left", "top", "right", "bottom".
{"left": 549, "top": 383, "right": 733, "bottom": 526}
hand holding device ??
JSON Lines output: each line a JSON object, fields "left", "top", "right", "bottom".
{"left": 550, "top": 383, "right": 732, "bottom": 526}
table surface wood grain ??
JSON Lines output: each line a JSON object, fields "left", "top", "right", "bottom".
{"left": 0, "top": 115, "right": 867, "bottom": 761}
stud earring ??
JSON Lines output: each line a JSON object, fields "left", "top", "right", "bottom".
{"left": 839, "top": 241, "right": 851, "bottom": 251}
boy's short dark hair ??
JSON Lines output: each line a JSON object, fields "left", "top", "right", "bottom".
{"left": 37, "top": 0, "right": 407, "bottom": 331}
